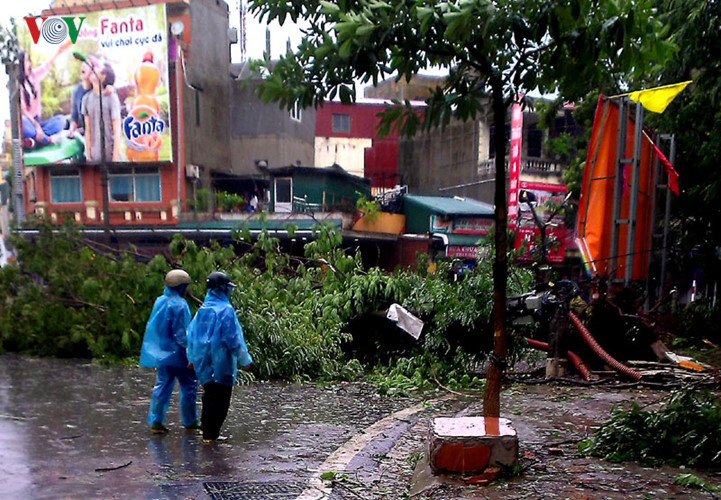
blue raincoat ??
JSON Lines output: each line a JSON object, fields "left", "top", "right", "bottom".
{"left": 187, "top": 289, "right": 253, "bottom": 386}
{"left": 140, "top": 286, "right": 192, "bottom": 367}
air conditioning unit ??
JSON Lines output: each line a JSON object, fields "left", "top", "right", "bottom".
{"left": 185, "top": 164, "right": 200, "bottom": 179}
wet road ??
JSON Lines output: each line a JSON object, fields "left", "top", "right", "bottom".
{"left": 0, "top": 354, "right": 447, "bottom": 499}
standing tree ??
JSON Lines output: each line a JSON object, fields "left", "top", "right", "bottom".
{"left": 644, "top": 0, "right": 721, "bottom": 299}
{"left": 249, "top": 0, "right": 673, "bottom": 417}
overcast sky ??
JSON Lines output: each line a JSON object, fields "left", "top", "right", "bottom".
{"left": 0, "top": 0, "right": 307, "bottom": 129}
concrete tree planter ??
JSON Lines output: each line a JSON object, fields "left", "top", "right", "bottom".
{"left": 428, "top": 417, "right": 518, "bottom": 474}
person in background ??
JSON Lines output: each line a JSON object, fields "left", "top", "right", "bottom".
{"left": 19, "top": 43, "right": 70, "bottom": 149}
{"left": 187, "top": 271, "right": 252, "bottom": 443}
{"left": 140, "top": 269, "right": 200, "bottom": 434}
{"left": 67, "top": 55, "right": 96, "bottom": 139}
{"left": 248, "top": 193, "right": 259, "bottom": 212}
{"left": 81, "top": 60, "right": 122, "bottom": 162}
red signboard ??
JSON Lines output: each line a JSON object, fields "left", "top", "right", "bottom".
{"left": 514, "top": 181, "right": 571, "bottom": 263}
{"left": 447, "top": 245, "right": 480, "bottom": 259}
{"left": 507, "top": 101, "right": 523, "bottom": 226}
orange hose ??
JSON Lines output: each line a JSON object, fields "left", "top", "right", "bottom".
{"left": 524, "top": 337, "right": 594, "bottom": 381}
{"left": 569, "top": 312, "right": 642, "bottom": 381}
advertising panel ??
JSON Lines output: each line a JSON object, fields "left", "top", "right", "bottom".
{"left": 514, "top": 180, "right": 572, "bottom": 264}
{"left": 507, "top": 100, "right": 523, "bottom": 226}
{"left": 19, "top": 4, "right": 171, "bottom": 165}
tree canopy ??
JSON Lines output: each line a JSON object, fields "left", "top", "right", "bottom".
{"left": 644, "top": 0, "right": 721, "bottom": 292}
{"left": 250, "top": 0, "right": 673, "bottom": 135}
{"left": 249, "top": 0, "right": 674, "bottom": 416}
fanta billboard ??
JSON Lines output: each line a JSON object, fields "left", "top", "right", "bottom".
{"left": 18, "top": 4, "right": 172, "bottom": 165}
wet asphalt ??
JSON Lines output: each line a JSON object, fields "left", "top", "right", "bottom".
{"left": 0, "top": 354, "right": 440, "bottom": 499}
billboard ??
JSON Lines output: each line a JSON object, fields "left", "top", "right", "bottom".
{"left": 507, "top": 100, "right": 523, "bottom": 226}
{"left": 514, "top": 180, "right": 572, "bottom": 264}
{"left": 18, "top": 4, "right": 172, "bottom": 165}
{"left": 576, "top": 96, "right": 656, "bottom": 280}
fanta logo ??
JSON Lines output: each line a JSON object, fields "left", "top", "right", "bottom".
{"left": 123, "top": 104, "right": 165, "bottom": 152}
{"left": 25, "top": 16, "right": 85, "bottom": 44}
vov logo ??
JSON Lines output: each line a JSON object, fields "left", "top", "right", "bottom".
{"left": 24, "top": 17, "right": 86, "bottom": 45}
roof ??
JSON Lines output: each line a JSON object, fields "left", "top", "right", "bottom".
{"left": 404, "top": 195, "right": 494, "bottom": 217}
{"left": 321, "top": 97, "right": 428, "bottom": 108}
{"left": 267, "top": 164, "right": 371, "bottom": 184}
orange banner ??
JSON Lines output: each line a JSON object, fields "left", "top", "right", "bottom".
{"left": 576, "top": 96, "right": 655, "bottom": 281}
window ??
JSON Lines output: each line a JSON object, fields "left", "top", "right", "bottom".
{"left": 290, "top": 101, "right": 302, "bottom": 122}
{"left": 527, "top": 127, "right": 543, "bottom": 158}
{"left": 50, "top": 169, "right": 82, "bottom": 203}
{"left": 332, "top": 113, "right": 350, "bottom": 133}
{"left": 109, "top": 167, "right": 161, "bottom": 202}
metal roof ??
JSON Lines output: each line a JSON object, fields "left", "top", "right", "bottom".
{"left": 404, "top": 195, "right": 494, "bottom": 216}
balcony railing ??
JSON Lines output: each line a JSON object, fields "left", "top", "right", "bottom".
{"left": 478, "top": 157, "right": 567, "bottom": 177}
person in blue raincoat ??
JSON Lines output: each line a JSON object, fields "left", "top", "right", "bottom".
{"left": 187, "top": 271, "right": 252, "bottom": 442}
{"left": 140, "top": 269, "right": 200, "bottom": 434}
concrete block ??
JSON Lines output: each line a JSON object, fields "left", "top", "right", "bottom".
{"left": 428, "top": 417, "right": 518, "bottom": 474}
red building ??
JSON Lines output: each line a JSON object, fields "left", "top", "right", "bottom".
{"left": 315, "top": 100, "right": 415, "bottom": 191}
{"left": 17, "top": 0, "right": 234, "bottom": 230}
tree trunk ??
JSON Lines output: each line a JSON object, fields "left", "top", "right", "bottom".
{"left": 483, "top": 79, "right": 509, "bottom": 418}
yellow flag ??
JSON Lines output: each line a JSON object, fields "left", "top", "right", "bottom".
{"left": 628, "top": 81, "right": 692, "bottom": 113}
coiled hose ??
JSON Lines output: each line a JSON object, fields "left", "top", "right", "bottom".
{"left": 569, "top": 311, "right": 642, "bottom": 381}
{"left": 524, "top": 338, "right": 595, "bottom": 381}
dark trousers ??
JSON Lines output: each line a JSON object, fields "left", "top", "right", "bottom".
{"left": 201, "top": 382, "right": 233, "bottom": 440}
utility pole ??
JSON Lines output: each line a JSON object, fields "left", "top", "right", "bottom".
{"left": 6, "top": 62, "right": 25, "bottom": 224}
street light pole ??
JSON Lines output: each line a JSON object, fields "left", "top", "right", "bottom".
{"left": 73, "top": 51, "right": 110, "bottom": 243}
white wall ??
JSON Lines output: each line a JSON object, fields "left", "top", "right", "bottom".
{"left": 314, "top": 137, "right": 372, "bottom": 178}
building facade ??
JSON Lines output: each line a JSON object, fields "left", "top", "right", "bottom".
{"left": 315, "top": 100, "right": 408, "bottom": 191}
{"left": 14, "top": 0, "right": 316, "bottom": 232}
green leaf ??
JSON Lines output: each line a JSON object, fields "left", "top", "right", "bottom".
{"left": 356, "top": 24, "right": 376, "bottom": 36}
{"left": 338, "top": 38, "right": 354, "bottom": 58}
{"left": 320, "top": 1, "right": 340, "bottom": 14}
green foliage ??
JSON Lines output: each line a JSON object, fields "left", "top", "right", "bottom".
{"left": 189, "top": 188, "right": 211, "bottom": 213}
{"left": 640, "top": 0, "right": 721, "bottom": 289}
{"left": 0, "top": 18, "right": 18, "bottom": 66}
{"left": 583, "top": 387, "right": 721, "bottom": 468}
{"left": 0, "top": 221, "right": 166, "bottom": 361}
{"left": 320, "top": 471, "right": 337, "bottom": 481}
{"left": 370, "top": 354, "right": 486, "bottom": 397}
{"left": 675, "top": 473, "right": 721, "bottom": 492}
{"left": 41, "top": 66, "right": 65, "bottom": 117}
{"left": 356, "top": 195, "right": 381, "bottom": 222}
{"left": 675, "top": 299, "right": 721, "bottom": 345}
{"left": 249, "top": 0, "right": 673, "bottom": 139}
{"left": 215, "top": 191, "right": 246, "bottom": 212}
{"left": 247, "top": 0, "right": 673, "bottom": 409}
{"left": 545, "top": 132, "right": 575, "bottom": 163}
{"left": 0, "top": 220, "right": 533, "bottom": 387}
